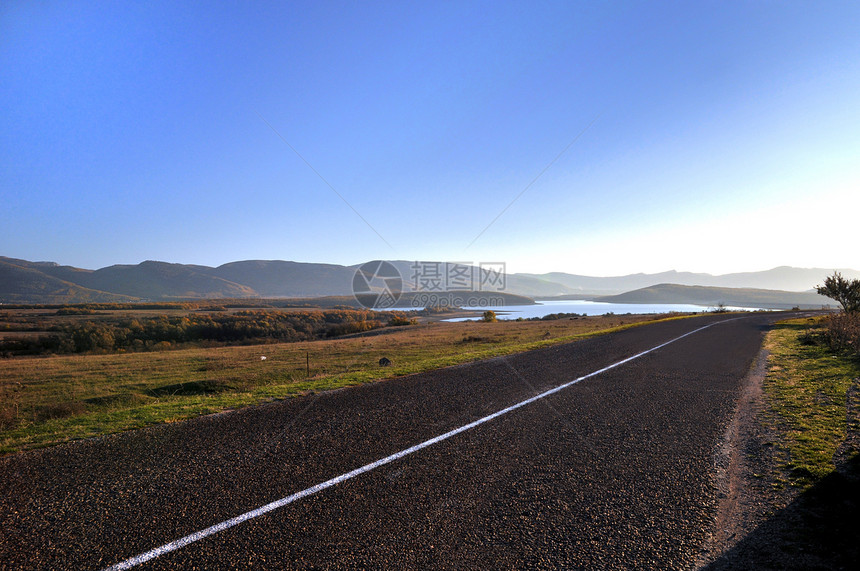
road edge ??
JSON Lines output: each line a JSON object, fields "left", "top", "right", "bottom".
{"left": 695, "top": 335, "right": 771, "bottom": 567}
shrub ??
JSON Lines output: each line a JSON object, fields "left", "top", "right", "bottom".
{"left": 824, "top": 312, "right": 860, "bottom": 356}
{"left": 325, "top": 320, "right": 382, "bottom": 337}
{"left": 56, "top": 307, "right": 99, "bottom": 315}
{"left": 388, "top": 314, "right": 416, "bottom": 326}
{"left": 816, "top": 272, "right": 860, "bottom": 314}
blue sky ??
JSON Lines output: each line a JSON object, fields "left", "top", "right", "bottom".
{"left": 2, "top": 1, "right": 858, "bottom": 275}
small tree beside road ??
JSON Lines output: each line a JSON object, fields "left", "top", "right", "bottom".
{"left": 816, "top": 272, "right": 860, "bottom": 314}
{"left": 817, "top": 272, "right": 860, "bottom": 356}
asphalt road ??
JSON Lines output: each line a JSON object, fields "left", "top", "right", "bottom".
{"left": 0, "top": 313, "right": 788, "bottom": 570}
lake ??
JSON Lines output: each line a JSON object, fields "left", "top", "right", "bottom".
{"left": 438, "top": 299, "right": 765, "bottom": 321}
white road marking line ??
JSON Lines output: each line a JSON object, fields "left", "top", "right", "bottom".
{"left": 103, "top": 320, "right": 725, "bottom": 570}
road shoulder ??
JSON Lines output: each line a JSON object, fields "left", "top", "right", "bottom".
{"left": 699, "top": 317, "right": 860, "bottom": 569}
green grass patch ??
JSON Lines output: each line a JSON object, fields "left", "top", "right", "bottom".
{"left": 763, "top": 317, "right": 860, "bottom": 488}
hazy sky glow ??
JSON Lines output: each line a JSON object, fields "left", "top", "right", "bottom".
{"left": 2, "top": 1, "right": 858, "bottom": 275}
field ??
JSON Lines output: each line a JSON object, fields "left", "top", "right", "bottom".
{"left": 0, "top": 306, "right": 693, "bottom": 454}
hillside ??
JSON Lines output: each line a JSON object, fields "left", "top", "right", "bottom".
{"left": 382, "top": 261, "right": 577, "bottom": 298}
{"left": 209, "top": 260, "right": 354, "bottom": 297}
{"left": 523, "top": 266, "right": 860, "bottom": 295}
{"left": 2, "top": 255, "right": 856, "bottom": 305}
{"left": 0, "top": 258, "right": 137, "bottom": 303}
{"left": 594, "top": 283, "right": 838, "bottom": 309}
{"left": 78, "top": 261, "right": 257, "bottom": 300}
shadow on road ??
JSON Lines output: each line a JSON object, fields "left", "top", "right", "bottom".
{"left": 704, "top": 454, "right": 860, "bottom": 570}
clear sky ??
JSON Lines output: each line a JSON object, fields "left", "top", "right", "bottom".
{"left": 2, "top": 1, "right": 858, "bottom": 276}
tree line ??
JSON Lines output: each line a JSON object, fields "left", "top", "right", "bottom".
{"left": 0, "top": 309, "right": 413, "bottom": 356}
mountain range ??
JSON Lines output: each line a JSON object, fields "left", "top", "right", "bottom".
{"left": 1, "top": 256, "right": 855, "bottom": 306}
{"left": 520, "top": 266, "right": 859, "bottom": 295}
{"left": 593, "top": 284, "right": 837, "bottom": 310}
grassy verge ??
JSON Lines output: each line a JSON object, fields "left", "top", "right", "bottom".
{"left": 763, "top": 316, "right": 860, "bottom": 488}
{"left": 0, "top": 313, "right": 696, "bottom": 455}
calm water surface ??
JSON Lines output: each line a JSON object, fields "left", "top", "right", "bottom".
{"left": 440, "top": 299, "right": 765, "bottom": 321}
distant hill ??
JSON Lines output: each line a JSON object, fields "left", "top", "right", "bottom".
{"left": 208, "top": 260, "right": 355, "bottom": 297}
{"left": 77, "top": 261, "right": 257, "bottom": 300}
{"left": 519, "top": 266, "right": 860, "bottom": 295}
{"left": 0, "top": 258, "right": 137, "bottom": 303}
{"left": 0, "top": 257, "right": 256, "bottom": 302}
{"left": 382, "top": 261, "right": 577, "bottom": 298}
{"left": 593, "top": 283, "right": 839, "bottom": 309}
{"left": 1, "top": 255, "right": 856, "bottom": 305}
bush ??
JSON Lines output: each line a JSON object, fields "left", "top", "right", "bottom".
{"left": 824, "top": 312, "right": 860, "bottom": 356}
{"left": 482, "top": 310, "right": 498, "bottom": 322}
{"left": 56, "top": 307, "right": 99, "bottom": 315}
{"left": 534, "top": 312, "right": 583, "bottom": 321}
{"left": 325, "top": 320, "right": 383, "bottom": 337}
{"left": 388, "top": 313, "right": 416, "bottom": 326}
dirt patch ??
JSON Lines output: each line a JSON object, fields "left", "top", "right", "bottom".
{"left": 83, "top": 393, "right": 147, "bottom": 407}
{"left": 34, "top": 401, "right": 86, "bottom": 422}
{"left": 146, "top": 379, "right": 236, "bottom": 397}
{"left": 696, "top": 344, "right": 774, "bottom": 565}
